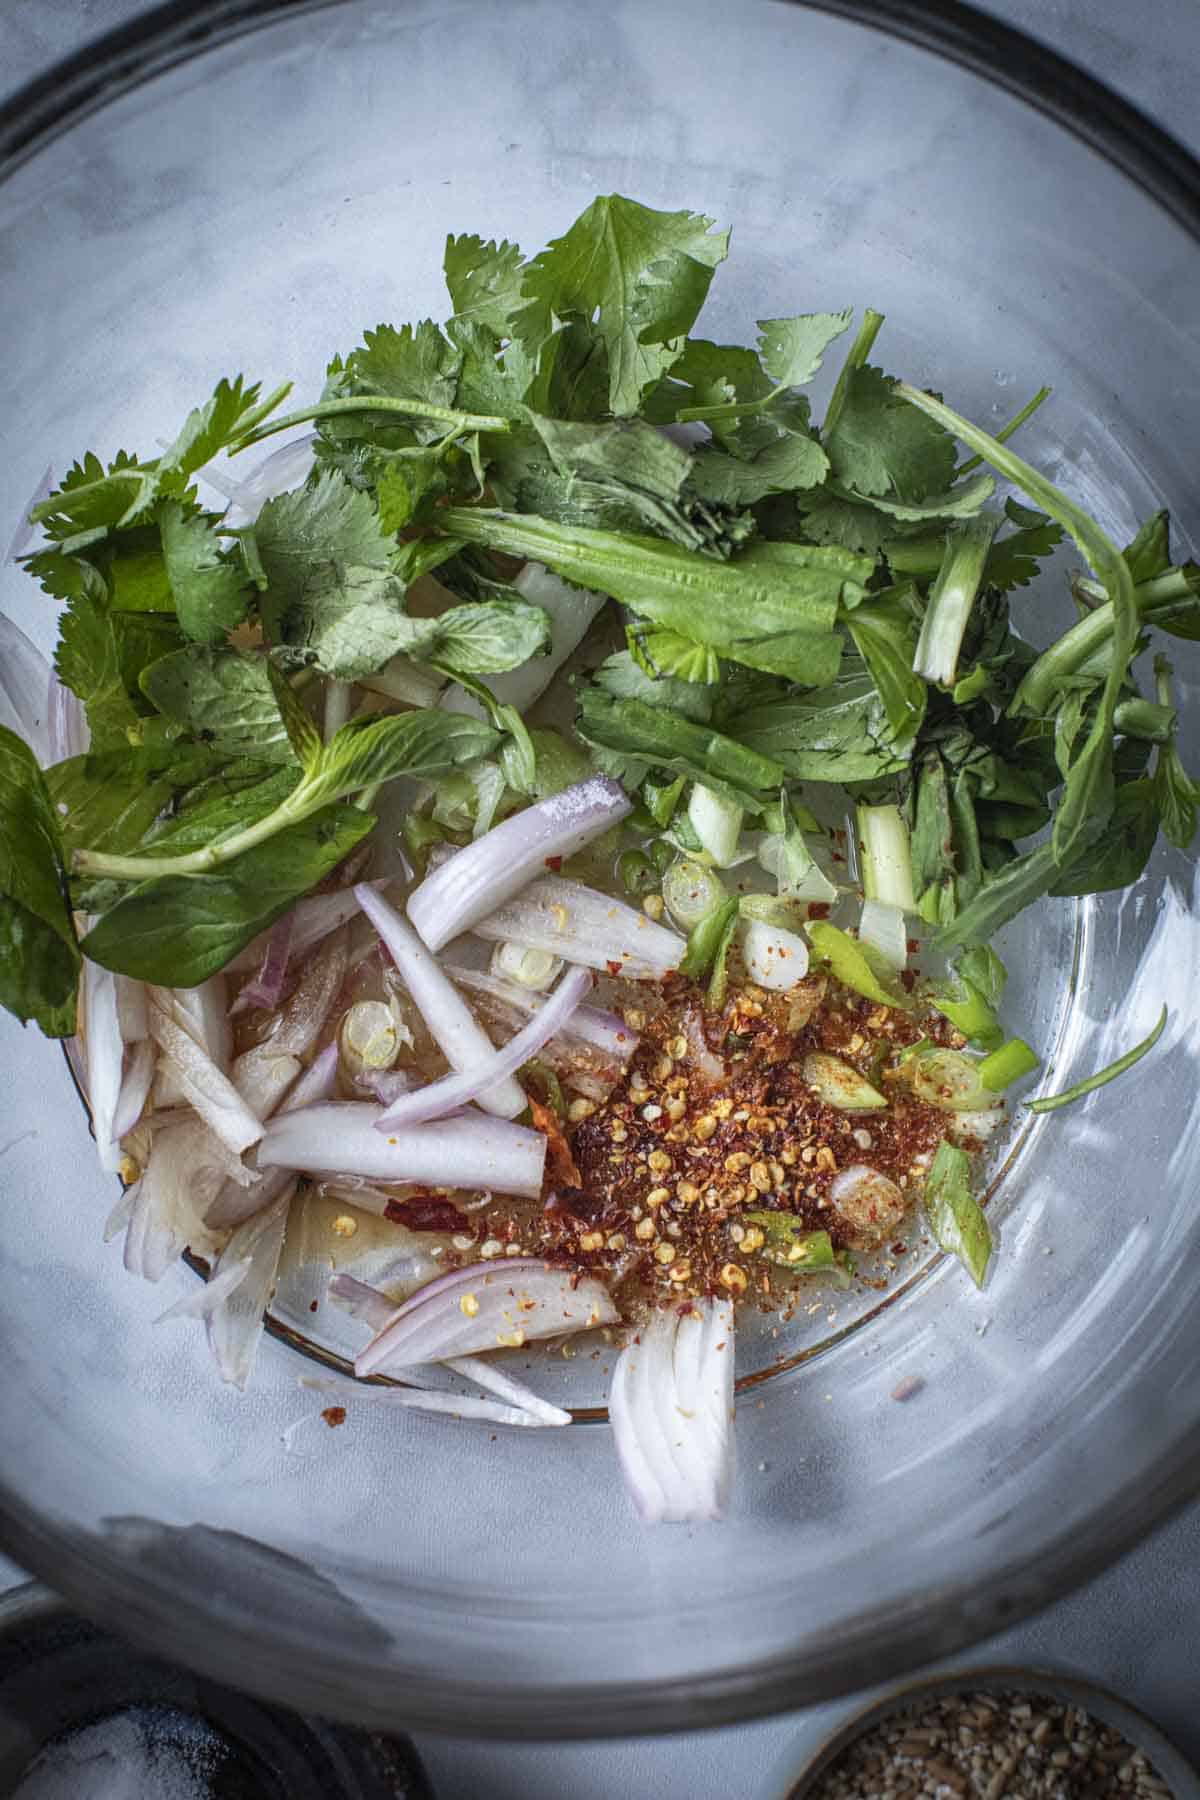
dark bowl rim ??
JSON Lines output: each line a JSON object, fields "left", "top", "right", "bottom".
{"left": 2, "top": 0, "right": 1200, "bottom": 1743}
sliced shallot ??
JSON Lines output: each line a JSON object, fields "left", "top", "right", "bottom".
{"left": 328, "top": 1274, "right": 571, "bottom": 1426}
{"left": 258, "top": 1102, "right": 546, "bottom": 1199}
{"left": 82, "top": 958, "right": 125, "bottom": 1173}
{"left": 297, "top": 1376, "right": 558, "bottom": 1429}
{"left": 406, "top": 775, "right": 633, "bottom": 953}
{"left": 227, "top": 879, "right": 386, "bottom": 976}
{"left": 469, "top": 874, "right": 684, "bottom": 979}
{"left": 355, "top": 885, "right": 525, "bottom": 1119}
{"left": 122, "top": 1118, "right": 239, "bottom": 1282}
{"left": 230, "top": 911, "right": 295, "bottom": 1016}
{"left": 375, "top": 965, "right": 591, "bottom": 1130}
{"left": 609, "top": 1298, "right": 735, "bottom": 1524}
{"left": 444, "top": 963, "right": 639, "bottom": 1061}
{"left": 0, "top": 612, "right": 53, "bottom": 765}
{"left": 148, "top": 997, "right": 264, "bottom": 1158}
{"left": 206, "top": 1187, "right": 294, "bottom": 1389}
{"left": 231, "top": 926, "right": 347, "bottom": 1117}
{"left": 355, "top": 1259, "right": 619, "bottom": 1378}
{"left": 206, "top": 1044, "right": 339, "bottom": 1230}
{"left": 111, "top": 1037, "right": 157, "bottom": 1142}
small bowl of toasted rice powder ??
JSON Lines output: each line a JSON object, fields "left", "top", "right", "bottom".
{"left": 782, "top": 1669, "right": 1200, "bottom": 1800}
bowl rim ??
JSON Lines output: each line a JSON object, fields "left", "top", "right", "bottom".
{"left": 2, "top": 0, "right": 1200, "bottom": 1743}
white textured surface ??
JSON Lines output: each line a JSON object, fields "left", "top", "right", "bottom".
{"left": 3, "top": 4, "right": 1200, "bottom": 1798}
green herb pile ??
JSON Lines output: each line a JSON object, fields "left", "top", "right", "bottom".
{"left": 4, "top": 192, "right": 1196, "bottom": 1053}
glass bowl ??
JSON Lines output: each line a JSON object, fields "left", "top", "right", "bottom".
{"left": 1, "top": 0, "right": 1199, "bottom": 1740}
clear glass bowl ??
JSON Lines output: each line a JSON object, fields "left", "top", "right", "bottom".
{"left": 1, "top": 0, "right": 1198, "bottom": 1739}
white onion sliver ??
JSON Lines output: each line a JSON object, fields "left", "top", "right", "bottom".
{"left": 740, "top": 916, "right": 811, "bottom": 993}
{"left": 469, "top": 874, "right": 684, "bottom": 978}
{"left": 355, "top": 885, "right": 525, "bottom": 1120}
{"left": 122, "top": 1118, "right": 234, "bottom": 1282}
{"left": 149, "top": 978, "right": 232, "bottom": 1071}
{"left": 205, "top": 1043, "right": 339, "bottom": 1230}
{"left": 444, "top": 964, "right": 639, "bottom": 1060}
{"left": 327, "top": 1274, "right": 571, "bottom": 1425}
{"left": 112, "top": 1037, "right": 157, "bottom": 1141}
{"left": 83, "top": 959, "right": 125, "bottom": 1173}
{"left": 298, "top": 1375, "right": 557, "bottom": 1429}
{"left": 155, "top": 1260, "right": 250, "bottom": 1324}
{"left": 857, "top": 899, "right": 909, "bottom": 971}
{"left": 48, "top": 676, "right": 89, "bottom": 775}
{"left": 116, "top": 976, "right": 149, "bottom": 1043}
{"left": 206, "top": 1188, "right": 293, "bottom": 1389}
{"left": 407, "top": 775, "right": 632, "bottom": 954}
{"left": 258, "top": 1103, "right": 546, "bottom": 1199}
{"left": 376, "top": 965, "right": 590, "bottom": 1130}
{"left": 355, "top": 1258, "right": 618, "bottom": 1378}
{"left": 0, "top": 613, "right": 53, "bottom": 765}
{"left": 230, "top": 911, "right": 295, "bottom": 1016}
{"left": 228, "top": 880, "right": 387, "bottom": 976}
{"left": 148, "top": 1001, "right": 263, "bottom": 1157}
{"left": 609, "top": 1298, "right": 735, "bottom": 1524}
{"left": 231, "top": 1049, "right": 301, "bottom": 1121}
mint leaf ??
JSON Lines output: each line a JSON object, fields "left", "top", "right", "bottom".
{"left": 140, "top": 646, "right": 296, "bottom": 764}
{"left": 0, "top": 725, "right": 80, "bottom": 1035}
{"left": 388, "top": 599, "right": 551, "bottom": 675}
{"left": 80, "top": 803, "right": 374, "bottom": 985}
{"left": 444, "top": 234, "right": 527, "bottom": 337}
{"left": 46, "top": 744, "right": 219, "bottom": 857}
{"left": 138, "top": 763, "right": 299, "bottom": 861}
{"left": 826, "top": 366, "right": 958, "bottom": 502}
{"left": 799, "top": 492, "right": 897, "bottom": 555}
{"left": 729, "top": 667, "right": 913, "bottom": 782}
{"left": 304, "top": 709, "right": 501, "bottom": 809}
{"left": 159, "top": 501, "right": 253, "bottom": 643}
{"left": 253, "top": 472, "right": 407, "bottom": 679}
{"left": 924, "top": 1139, "right": 991, "bottom": 1287}
{"left": 514, "top": 195, "right": 729, "bottom": 416}
{"left": 690, "top": 431, "right": 829, "bottom": 506}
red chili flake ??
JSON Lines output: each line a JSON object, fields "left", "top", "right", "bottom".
{"left": 309, "top": 1300, "right": 319, "bottom": 1313}
{"left": 907, "top": 938, "right": 920, "bottom": 954}
{"left": 321, "top": 1407, "right": 347, "bottom": 1428}
{"left": 606, "top": 960, "right": 623, "bottom": 977}
{"left": 545, "top": 854, "right": 564, "bottom": 871}
{"left": 891, "top": 1376, "right": 924, "bottom": 1403}
{"left": 899, "top": 969, "right": 917, "bottom": 991}
{"left": 830, "top": 853, "right": 845, "bottom": 865}
{"left": 384, "top": 1194, "right": 468, "bottom": 1232}
{"left": 890, "top": 1242, "right": 908, "bottom": 1257}
{"left": 808, "top": 902, "right": 832, "bottom": 920}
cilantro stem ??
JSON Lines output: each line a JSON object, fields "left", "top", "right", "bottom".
{"left": 896, "top": 383, "right": 1137, "bottom": 869}
{"left": 228, "top": 396, "right": 512, "bottom": 455}
{"left": 1014, "top": 567, "right": 1200, "bottom": 716}
{"left": 1025, "top": 1005, "right": 1167, "bottom": 1113}
{"left": 912, "top": 512, "right": 999, "bottom": 687}
{"left": 957, "top": 385, "right": 1051, "bottom": 475}
{"left": 822, "top": 308, "right": 885, "bottom": 437}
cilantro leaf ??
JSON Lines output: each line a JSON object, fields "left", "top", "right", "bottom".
{"left": 1152, "top": 656, "right": 1200, "bottom": 849}
{"left": 384, "top": 599, "right": 551, "bottom": 675}
{"left": 140, "top": 646, "right": 296, "bottom": 763}
{"left": 799, "top": 492, "right": 897, "bottom": 555}
{"left": 444, "top": 234, "right": 527, "bottom": 337}
{"left": 447, "top": 318, "right": 538, "bottom": 422}
{"left": 0, "top": 725, "right": 80, "bottom": 1035}
{"left": 159, "top": 502, "right": 253, "bottom": 643}
{"left": 690, "top": 431, "right": 829, "bottom": 506}
{"left": 983, "top": 498, "right": 1066, "bottom": 590}
{"left": 253, "top": 472, "right": 408, "bottom": 679}
{"left": 757, "top": 310, "right": 853, "bottom": 390}
{"left": 825, "top": 365, "right": 958, "bottom": 502}
{"left": 728, "top": 666, "right": 913, "bottom": 782}
{"left": 54, "top": 594, "right": 143, "bottom": 750}
{"left": 349, "top": 321, "right": 462, "bottom": 413}
{"left": 514, "top": 195, "right": 729, "bottom": 416}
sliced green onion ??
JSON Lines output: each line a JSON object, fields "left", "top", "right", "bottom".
{"left": 679, "top": 894, "right": 739, "bottom": 982}
{"left": 857, "top": 803, "right": 917, "bottom": 912}
{"left": 924, "top": 1139, "right": 991, "bottom": 1287}
{"left": 492, "top": 943, "right": 563, "bottom": 991}
{"left": 617, "top": 849, "right": 657, "bottom": 896}
{"left": 909, "top": 1048, "right": 991, "bottom": 1112}
{"left": 706, "top": 904, "right": 741, "bottom": 1011}
{"left": 802, "top": 1052, "right": 888, "bottom": 1112}
{"left": 738, "top": 893, "right": 810, "bottom": 931}
{"left": 1026, "top": 1005, "right": 1167, "bottom": 1114}
{"left": 806, "top": 920, "right": 914, "bottom": 1012}
{"left": 642, "top": 774, "right": 685, "bottom": 828}
{"left": 688, "top": 784, "right": 744, "bottom": 867}
{"left": 858, "top": 898, "right": 908, "bottom": 970}
{"left": 912, "top": 512, "right": 999, "bottom": 688}
{"left": 339, "top": 1000, "right": 405, "bottom": 1077}
{"left": 927, "top": 977, "right": 1004, "bottom": 1051}
{"left": 648, "top": 838, "right": 674, "bottom": 875}
{"left": 402, "top": 813, "right": 448, "bottom": 871}
{"left": 978, "top": 1037, "right": 1039, "bottom": 1091}
{"left": 662, "top": 859, "right": 728, "bottom": 932}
